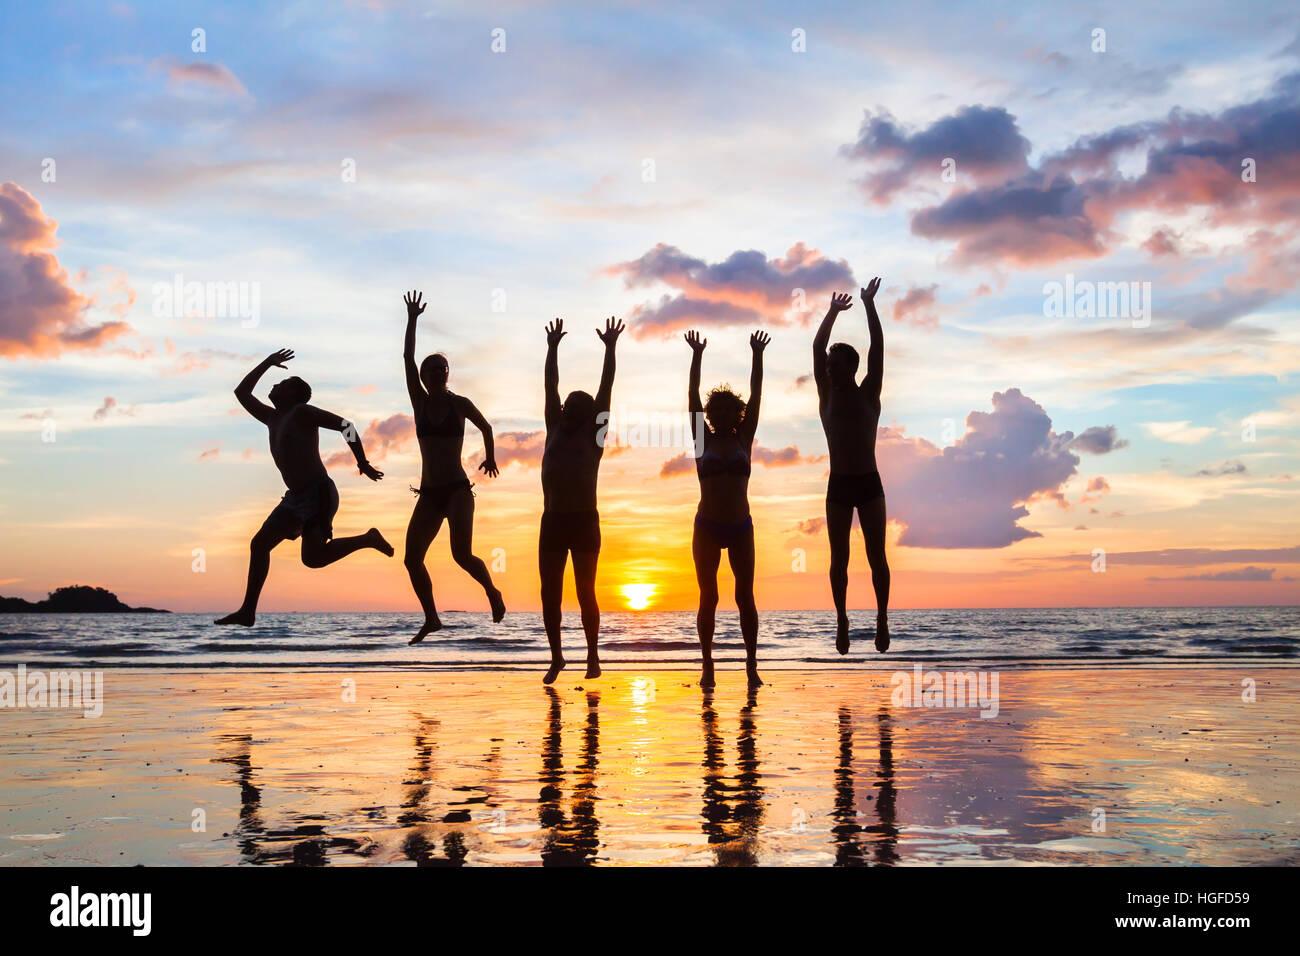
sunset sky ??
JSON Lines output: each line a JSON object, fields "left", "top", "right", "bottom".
{"left": 1, "top": 0, "right": 1297, "bottom": 613}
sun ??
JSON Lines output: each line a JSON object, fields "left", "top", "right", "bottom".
{"left": 620, "top": 583, "right": 657, "bottom": 611}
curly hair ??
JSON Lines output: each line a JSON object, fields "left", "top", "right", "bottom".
{"left": 704, "top": 385, "right": 746, "bottom": 434}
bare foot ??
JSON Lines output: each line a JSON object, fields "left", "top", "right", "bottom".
{"left": 585, "top": 658, "right": 602, "bottom": 679}
{"left": 368, "top": 528, "right": 394, "bottom": 557}
{"left": 746, "top": 662, "right": 764, "bottom": 689}
{"left": 214, "top": 609, "right": 254, "bottom": 627}
{"left": 699, "top": 662, "right": 715, "bottom": 689}
{"left": 488, "top": 587, "right": 506, "bottom": 623}
{"left": 543, "top": 658, "right": 566, "bottom": 685}
{"left": 836, "top": 613, "right": 850, "bottom": 655}
{"left": 875, "top": 613, "right": 890, "bottom": 653}
{"left": 410, "top": 616, "right": 442, "bottom": 645}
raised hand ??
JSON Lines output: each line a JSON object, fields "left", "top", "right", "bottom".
{"left": 861, "top": 277, "right": 882, "bottom": 304}
{"left": 829, "top": 291, "right": 854, "bottom": 313}
{"left": 684, "top": 329, "right": 707, "bottom": 353}
{"left": 266, "top": 348, "right": 294, "bottom": 368}
{"left": 479, "top": 458, "right": 500, "bottom": 479}
{"left": 546, "top": 318, "right": 566, "bottom": 347}
{"left": 596, "top": 316, "right": 625, "bottom": 345}
{"left": 750, "top": 330, "right": 771, "bottom": 352}
{"left": 359, "top": 462, "right": 384, "bottom": 481}
{"left": 404, "top": 290, "right": 426, "bottom": 320}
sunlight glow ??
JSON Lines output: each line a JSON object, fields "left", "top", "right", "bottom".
{"left": 621, "top": 583, "right": 657, "bottom": 610}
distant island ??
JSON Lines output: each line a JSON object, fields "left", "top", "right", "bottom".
{"left": 0, "top": 585, "right": 168, "bottom": 614}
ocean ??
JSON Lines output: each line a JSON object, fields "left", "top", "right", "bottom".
{"left": 0, "top": 606, "right": 1296, "bottom": 669}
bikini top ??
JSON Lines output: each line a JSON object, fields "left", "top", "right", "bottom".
{"left": 697, "top": 433, "right": 751, "bottom": 478}
{"left": 417, "top": 393, "right": 464, "bottom": 439}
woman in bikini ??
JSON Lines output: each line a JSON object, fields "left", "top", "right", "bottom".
{"left": 402, "top": 291, "right": 506, "bottom": 644}
{"left": 684, "top": 328, "right": 769, "bottom": 689}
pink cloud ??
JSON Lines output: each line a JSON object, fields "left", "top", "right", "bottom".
{"left": 0, "top": 182, "right": 130, "bottom": 358}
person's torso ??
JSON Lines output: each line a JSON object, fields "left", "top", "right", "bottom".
{"left": 820, "top": 385, "right": 880, "bottom": 474}
{"left": 695, "top": 430, "right": 751, "bottom": 522}
{"left": 416, "top": 392, "right": 468, "bottom": 484}
{"left": 541, "top": 422, "right": 603, "bottom": 512}
{"left": 268, "top": 407, "right": 326, "bottom": 491}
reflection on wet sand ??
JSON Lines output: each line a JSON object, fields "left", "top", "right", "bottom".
{"left": 69, "top": 669, "right": 1281, "bottom": 867}
{"left": 830, "top": 707, "right": 899, "bottom": 866}
{"left": 700, "top": 690, "right": 765, "bottom": 865}
{"left": 539, "top": 687, "right": 602, "bottom": 865}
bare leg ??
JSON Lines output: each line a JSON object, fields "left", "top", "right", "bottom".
{"left": 302, "top": 528, "right": 392, "bottom": 568}
{"left": 861, "top": 497, "right": 891, "bottom": 652}
{"left": 692, "top": 525, "right": 722, "bottom": 689}
{"left": 215, "top": 523, "right": 289, "bottom": 626}
{"left": 446, "top": 487, "right": 505, "bottom": 623}
{"left": 826, "top": 499, "right": 854, "bottom": 654}
{"left": 540, "top": 547, "right": 568, "bottom": 683}
{"left": 728, "top": 527, "right": 762, "bottom": 688}
{"left": 572, "top": 551, "right": 601, "bottom": 678}
{"left": 404, "top": 494, "right": 446, "bottom": 644}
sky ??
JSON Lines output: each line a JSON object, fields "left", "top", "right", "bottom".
{"left": 1, "top": 0, "right": 1298, "bottom": 613}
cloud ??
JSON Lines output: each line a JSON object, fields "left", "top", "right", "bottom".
{"left": 0, "top": 182, "right": 130, "bottom": 358}
{"left": 793, "top": 517, "right": 826, "bottom": 536}
{"left": 1142, "top": 421, "right": 1216, "bottom": 444}
{"left": 1149, "top": 566, "right": 1290, "bottom": 582}
{"left": 877, "top": 388, "right": 1110, "bottom": 548}
{"left": 325, "top": 413, "right": 414, "bottom": 468}
{"left": 659, "top": 443, "right": 818, "bottom": 477}
{"left": 841, "top": 105, "right": 1031, "bottom": 202}
{"left": 891, "top": 284, "right": 939, "bottom": 329}
{"left": 197, "top": 444, "right": 220, "bottom": 461}
{"left": 1070, "top": 425, "right": 1128, "bottom": 454}
{"left": 1196, "top": 459, "right": 1248, "bottom": 477}
{"left": 91, "top": 396, "right": 136, "bottom": 421}
{"left": 491, "top": 430, "right": 546, "bottom": 469}
{"left": 608, "top": 243, "right": 854, "bottom": 337}
{"left": 1032, "top": 545, "right": 1300, "bottom": 566}
{"left": 152, "top": 56, "right": 249, "bottom": 97}
{"left": 853, "top": 71, "right": 1300, "bottom": 269}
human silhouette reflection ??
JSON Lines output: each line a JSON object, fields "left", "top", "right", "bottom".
{"left": 212, "top": 733, "right": 366, "bottom": 866}
{"left": 699, "top": 690, "right": 765, "bottom": 865}
{"left": 829, "top": 705, "right": 899, "bottom": 865}
{"left": 397, "top": 713, "right": 494, "bottom": 866}
{"left": 537, "top": 687, "right": 602, "bottom": 865}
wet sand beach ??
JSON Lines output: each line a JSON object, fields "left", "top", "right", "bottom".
{"left": 2, "top": 666, "right": 1296, "bottom": 865}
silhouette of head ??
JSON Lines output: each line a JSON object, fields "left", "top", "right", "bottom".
{"left": 420, "top": 353, "right": 449, "bottom": 392}
{"left": 268, "top": 375, "right": 311, "bottom": 409}
{"left": 561, "top": 390, "right": 596, "bottom": 431}
{"left": 704, "top": 386, "right": 746, "bottom": 435}
{"left": 827, "top": 343, "right": 859, "bottom": 386}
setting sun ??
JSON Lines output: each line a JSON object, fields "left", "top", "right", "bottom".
{"left": 620, "top": 584, "right": 657, "bottom": 611}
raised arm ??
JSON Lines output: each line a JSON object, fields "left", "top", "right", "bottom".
{"left": 812, "top": 292, "right": 853, "bottom": 394}
{"left": 684, "top": 330, "right": 706, "bottom": 443}
{"left": 861, "top": 277, "right": 883, "bottom": 404}
{"left": 299, "top": 405, "right": 384, "bottom": 481}
{"left": 234, "top": 349, "right": 292, "bottom": 423}
{"left": 460, "top": 396, "right": 499, "bottom": 478}
{"left": 593, "top": 316, "right": 624, "bottom": 414}
{"left": 403, "top": 291, "right": 427, "bottom": 412}
{"left": 740, "top": 331, "right": 769, "bottom": 448}
{"left": 544, "top": 319, "right": 565, "bottom": 428}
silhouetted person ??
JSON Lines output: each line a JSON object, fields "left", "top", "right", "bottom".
{"left": 401, "top": 292, "right": 506, "bottom": 644}
{"left": 685, "top": 329, "right": 769, "bottom": 689}
{"left": 539, "top": 316, "right": 624, "bottom": 684}
{"left": 813, "top": 282, "right": 891, "bottom": 654}
{"left": 216, "top": 349, "right": 392, "bottom": 627}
